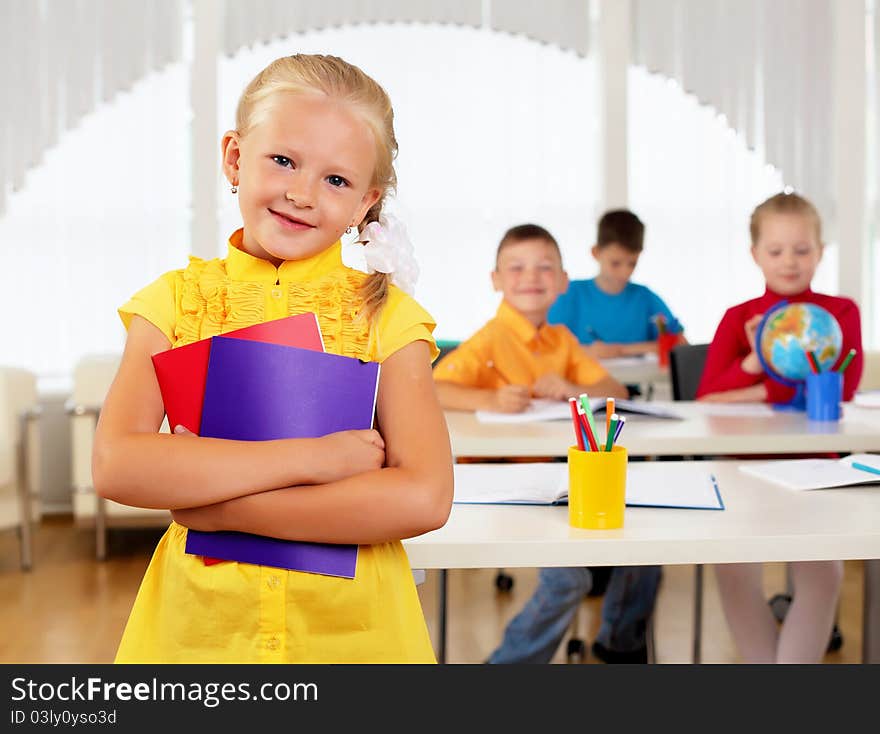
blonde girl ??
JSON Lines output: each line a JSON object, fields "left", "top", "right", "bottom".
{"left": 93, "top": 55, "right": 453, "bottom": 663}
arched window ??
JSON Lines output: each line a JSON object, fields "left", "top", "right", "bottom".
{"left": 628, "top": 66, "right": 838, "bottom": 343}
{"left": 0, "top": 65, "right": 190, "bottom": 382}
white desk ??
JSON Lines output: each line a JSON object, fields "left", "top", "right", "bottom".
{"left": 600, "top": 354, "right": 668, "bottom": 386}
{"left": 432, "top": 403, "right": 880, "bottom": 663}
{"left": 404, "top": 461, "right": 880, "bottom": 663}
{"left": 446, "top": 402, "right": 880, "bottom": 458}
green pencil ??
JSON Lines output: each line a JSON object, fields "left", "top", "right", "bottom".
{"left": 605, "top": 414, "right": 619, "bottom": 452}
{"left": 578, "top": 393, "right": 600, "bottom": 450}
{"left": 838, "top": 349, "right": 856, "bottom": 373}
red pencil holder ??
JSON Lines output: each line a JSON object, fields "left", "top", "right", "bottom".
{"left": 657, "top": 333, "right": 677, "bottom": 368}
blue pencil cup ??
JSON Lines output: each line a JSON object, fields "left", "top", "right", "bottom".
{"left": 806, "top": 371, "right": 842, "bottom": 422}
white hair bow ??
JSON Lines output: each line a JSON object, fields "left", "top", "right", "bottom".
{"left": 351, "top": 214, "right": 420, "bottom": 296}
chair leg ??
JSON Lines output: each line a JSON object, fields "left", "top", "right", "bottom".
{"left": 96, "top": 495, "right": 107, "bottom": 561}
{"left": 17, "top": 412, "right": 34, "bottom": 571}
{"left": 693, "top": 564, "right": 703, "bottom": 663}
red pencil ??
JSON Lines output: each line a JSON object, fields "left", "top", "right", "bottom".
{"left": 578, "top": 410, "right": 599, "bottom": 452}
{"left": 806, "top": 350, "right": 820, "bottom": 374}
{"left": 569, "top": 398, "right": 585, "bottom": 451}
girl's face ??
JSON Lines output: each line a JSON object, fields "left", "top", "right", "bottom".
{"left": 223, "top": 93, "right": 381, "bottom": 265}
{"left": 751, "top": 212, "right": 823, "bottom": 295}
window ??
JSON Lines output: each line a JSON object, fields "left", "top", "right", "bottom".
{"left": 0, "top": 65, "right": 190, "bottom": 384}
{"left": 628, "top": 66, "right": 838, "bottom": 344}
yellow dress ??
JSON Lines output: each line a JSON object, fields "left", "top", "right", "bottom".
{"left": 114, "top": 230, "right": 439, "bottom": 663}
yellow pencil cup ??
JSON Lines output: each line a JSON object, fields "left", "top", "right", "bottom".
{"left": 567, "top": 445, "right": 627, "bottom": 529}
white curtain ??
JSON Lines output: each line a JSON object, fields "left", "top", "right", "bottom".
{"left": 219, "top": 0, "right": 591, "bottom": 58}
{"left": 631, "top": 0, "right": 834, "bottom": 225}
{"left": 0, "top": 4, "right": 189, "bottom": 383}
{"left": 0, "top": 0, "right": 184, "bottom": 217}
{"left": 628, "top": 66, "right": 838, "bottom": 344}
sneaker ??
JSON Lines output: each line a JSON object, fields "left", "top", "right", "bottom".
{"left": 591, "top": 641, "right": 648, "bottom": 664}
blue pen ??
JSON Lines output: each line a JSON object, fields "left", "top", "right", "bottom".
{"left": 853, "top": 462, "right": 880, "bottom": 477}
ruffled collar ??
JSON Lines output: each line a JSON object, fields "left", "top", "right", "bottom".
{"left": 224, "top": 228, "right": 345, "bottom": 284}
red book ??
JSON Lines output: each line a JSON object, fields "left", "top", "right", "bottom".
{"left": 152, "top": 314, "right": 325, "bottom": 434}
{"left": 151, "top": 313, "right": 325, "bottom": 566}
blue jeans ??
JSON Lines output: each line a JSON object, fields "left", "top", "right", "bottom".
{"left": 488, "top": 566, "right": 662, "bottom": 664}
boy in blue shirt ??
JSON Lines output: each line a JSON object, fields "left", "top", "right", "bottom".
{"left": 548, "top": 210, "right": 685, "bottom": 358}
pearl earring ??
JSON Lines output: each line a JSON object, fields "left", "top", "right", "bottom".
{"left": 345, "top": 226, "right": 353, "bottom": 235}
{"left": 230, "top": 184, "right": 238, "bottom": 194}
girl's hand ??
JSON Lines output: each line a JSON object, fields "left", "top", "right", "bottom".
{"left": 314, "top": 429, "right": 386, "bottom": 483}
{"left": 742, "top": 314, "right": 764, "bottom": 374}
{"left": 489, "top": 384, "right": 531, "bottom": 413}
{"left": 532, "top": 373, "right": 576, "bottom": 401}
{"left": 584, "top": 341, "right": 624, "bottom": 359}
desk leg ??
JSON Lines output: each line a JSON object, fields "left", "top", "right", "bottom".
{"left": 692, "top": 564, "right": 703, "bottom": 664}
{"left": 863, "top": 560, "right": 880, "bottom": 663}
{"left": 437, "top": 569, "right": 448, "bottom": 663}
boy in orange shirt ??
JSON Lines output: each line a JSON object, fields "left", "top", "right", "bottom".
{"left": 434, "top": 224, "right": 660, "bottom": 664}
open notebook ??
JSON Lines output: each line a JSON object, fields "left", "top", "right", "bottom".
{"left": 453, "top": 462, "right": 724, "bottom": 510}
{"left": 475, "top": 398, "right": 681, "bottom": 424}
{"left": 739, "top": 453, "right": 880, "bottom": 491}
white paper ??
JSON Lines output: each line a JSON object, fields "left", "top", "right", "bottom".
{"left": 699, "top": 403, "right": 775, "bottom": 417}
{"left": 854, "top": 392, "right": 880, "bottom": 409}
{"left": 453, "top": 462, "right": 566, "bottom": 503}
{"left": 624, "top": 464, "right": 723, "bottom": 509}
{"left": 601, "top": 354, "right": 658, "bottom": 368}
{"left": 738, "top": 453, "right": 880, "bottom": 491}
{"left": 475, "top": 399, "right": 572, "bottom": 424}
{"left": 453, "top": 461, "right": 723, "bottom": 510}
{"left": 474, "top": 397, "right": 681, "bottom": 424}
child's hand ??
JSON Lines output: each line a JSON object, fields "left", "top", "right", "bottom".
{"left": 316, "top": 429, "right": 386, "bottom": 483}
{"left": 742, "top": 314, "right": 764, "bottom": 374}
{"left": 532, "top": 373, "right": 576, "bottom": 401}
{"left": 585, "top": 341, "right": 624, "bottom": 359}
{"left": 489, "top": 385, "right": 531, "bottom": 413}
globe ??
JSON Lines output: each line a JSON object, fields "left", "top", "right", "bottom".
{"left": 755, "top": 301, "right": 843, "bottom": 407}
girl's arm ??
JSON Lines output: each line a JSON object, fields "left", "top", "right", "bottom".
{"left": 696, "top": 309, "right": 769, "bottom": 399}
{"left": 173, "top": 340, "right": 455, "bottom": 544}
{"left": 92, "top": 316, "right": 385, "bottom": 510}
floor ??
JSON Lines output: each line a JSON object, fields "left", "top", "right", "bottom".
{"left": 0, "top": 516, "right": 864, "bottom": 664}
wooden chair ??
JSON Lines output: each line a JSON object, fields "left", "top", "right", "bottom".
{"left": 68, "top": 353, "right": 170, "bottom": 560}
{"left": 0, "top": 367, "right": 41, "bottom": 570}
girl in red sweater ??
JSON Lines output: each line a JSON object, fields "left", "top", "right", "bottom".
{"left": 699, "top": 192, "right": 863, "bottom": 662}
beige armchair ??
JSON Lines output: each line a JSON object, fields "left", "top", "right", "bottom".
{"left": 68, "top": 354, "right": 170, "bottom": 559}
{"left": 861, "top": 351, "right": 880, "bottom": 392}
{"left": 0, "top": 367, "right": 41, "bottom": 570}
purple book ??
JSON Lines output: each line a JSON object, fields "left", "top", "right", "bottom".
{"left": 184, "top": 337, "right": 381, "bottom": 578}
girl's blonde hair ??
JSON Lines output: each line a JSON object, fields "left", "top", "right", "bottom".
{"left": 749, "top": 192, "right": 823, "bottom": 247}
{"left": 236, "top": 54, "right": 397, "bottom": 324}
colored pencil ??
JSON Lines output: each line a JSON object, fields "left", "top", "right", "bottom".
{"left": 569, "top": 398, "right": 585, "bottom": 451}
{"left": 805, "top": 350, "right": 820, "bottom": 374}
{"left": 838, "top": 349, "right": 857, "bottom": 374}
{"left": 578, "top": 393, "right": 600, "bottom": 451}
{"left": 606, "top": 398, "right": 615, "bottom": 440}
{"left": 576, "top": 399, "right": 599, "bottom": 452}
{"left": 613, "top": 415, "right": 626, "bottom": 445}
{"left": 605, "top": 414, "right": 620, "bottom": 452}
